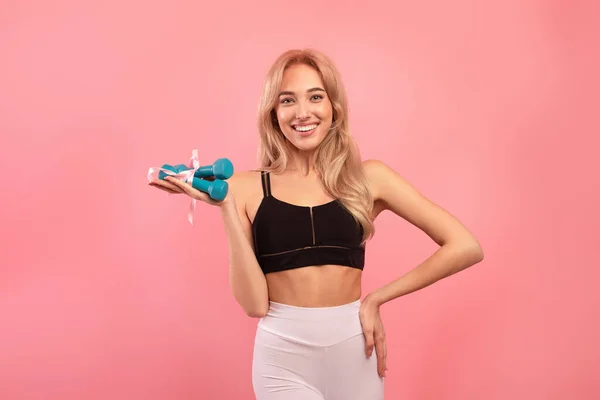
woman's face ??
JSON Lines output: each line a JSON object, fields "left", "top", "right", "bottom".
{"left": 274, "top": 63, "right": 334, "bottom": 152}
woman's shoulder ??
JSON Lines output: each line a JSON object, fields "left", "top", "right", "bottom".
{"left": 361, "top": 159, "right": 395, "bottom": 199}
{"left": 362, "top": 159, "right": 389, "bottom": 174}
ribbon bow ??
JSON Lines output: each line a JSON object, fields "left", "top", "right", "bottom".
{"left": 147, "top": 149, "right": 200, "bottom": 225}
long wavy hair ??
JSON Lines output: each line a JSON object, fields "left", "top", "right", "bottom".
{"left": 257, "top": 49, "right": 374, "bottom": 242}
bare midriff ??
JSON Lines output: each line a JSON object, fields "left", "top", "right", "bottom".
{"left": 265, "top": 265, "right": 362, "bottom": 307}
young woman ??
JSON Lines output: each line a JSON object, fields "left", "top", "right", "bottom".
{"left": 150, "top": 48, "right": 484, "bottom": 399}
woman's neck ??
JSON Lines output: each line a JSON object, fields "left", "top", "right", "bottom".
{"left": 286, "top": 147, "right": 318, "bottom": 176}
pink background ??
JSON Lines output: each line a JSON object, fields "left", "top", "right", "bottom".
{"left": 1, "top": 0, "right": 598, "bottom": 399}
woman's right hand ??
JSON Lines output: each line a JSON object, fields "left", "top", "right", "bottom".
{"left": 148, "top": 176, "right": 229, "bottom": 207}
{"left": 148, "top": 177, "right": 184, "bottom": 195}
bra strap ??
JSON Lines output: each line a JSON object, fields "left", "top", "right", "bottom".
{"left": 260, "top": 171, "right": 271, "bottom": 197}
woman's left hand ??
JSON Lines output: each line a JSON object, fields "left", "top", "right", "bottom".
{"left": 359, "top": 293, "right": 387, "bottom": 378}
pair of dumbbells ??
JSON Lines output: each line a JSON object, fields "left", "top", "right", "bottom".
{"left": 159, "top": 158, "right": 234, "bottom": 201}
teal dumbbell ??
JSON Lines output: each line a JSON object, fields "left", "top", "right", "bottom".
{"left": 173, "top": 164, "right": 188, "bottom": 172}
{"left": 192, "top": 177, "right": 228, "bottom": 201}
{"left": 158, "top": 164, "right": 176, "bottom": 180}
{"left": 157, "top": 158, "right": 232, "bottom": 201}
{"left": 158, "top": 163, "right": 189, "bottom": 180}
{"left": 194, "top": 158, "right": 234, "bottom": 180}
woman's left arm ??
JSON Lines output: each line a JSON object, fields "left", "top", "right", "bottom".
{"left": 363, "top": 159, "right": 485, "bottom": 306}
{"left": 359, "top": 159, "right": 484, "bottom": 378}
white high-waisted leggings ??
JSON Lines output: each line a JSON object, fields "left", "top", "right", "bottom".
{"left": 252, "top": 299, "right": 384, "bottom": 399}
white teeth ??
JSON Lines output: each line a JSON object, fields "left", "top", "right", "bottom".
{"left": 294, "top": 124, "right": 318, "bottom": 132}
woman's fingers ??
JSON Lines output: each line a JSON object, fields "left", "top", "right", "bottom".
{"left": 150, "top": 176, "right": 222, "bottom": 205}
{"left": 149, "top": 179, "right": 183, "bottom": 193}
{"left": 374, "top": 330, "right": 387, "bottom": 377}
{"left": 165, "top": 177, "right": 215, "bottom": 203}
{"left": 164, "top": 176, "right": 194, "bottom": 195}
{"left": 149, "top": 181, "right": 178, "bottom": 194}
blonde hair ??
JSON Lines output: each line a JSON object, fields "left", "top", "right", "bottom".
{"left": 257, "top": 49, "right": 374, "bottom": 242}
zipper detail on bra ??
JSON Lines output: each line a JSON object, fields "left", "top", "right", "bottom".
{"left": 309, "top": 207, "right": 316, "bottom": 245}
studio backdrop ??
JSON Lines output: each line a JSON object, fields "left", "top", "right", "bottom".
{"left": 1, "top": 0, "right": 598, "bottom": 399}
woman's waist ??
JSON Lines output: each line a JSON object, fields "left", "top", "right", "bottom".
{"left": 257, "top": 298, "right": 364, "bottom": 347}
{"left": 265, "top": 264, "right": 362, "bottom": 307}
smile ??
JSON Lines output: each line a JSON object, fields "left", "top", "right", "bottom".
{"left": 293, "top": 124, "right": 318, "bottom": 133}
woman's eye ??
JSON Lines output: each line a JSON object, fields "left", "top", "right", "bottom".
{"left": 280, "top": 98, "right": 293, "bottom": 104}
{"left": 311, "top": 95, "right": 323, "bottom": 101}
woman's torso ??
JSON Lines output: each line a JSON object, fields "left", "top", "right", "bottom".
{"left": 240, "top": 169, "right": 382, "bottom": 307}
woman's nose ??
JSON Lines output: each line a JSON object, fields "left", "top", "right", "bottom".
{"left": 295, "top": 104, "right": 310, "bottom": 119}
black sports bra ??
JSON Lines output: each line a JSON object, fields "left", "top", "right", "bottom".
{"left": 252, "top": 171, "right": 366, "bottom": 275}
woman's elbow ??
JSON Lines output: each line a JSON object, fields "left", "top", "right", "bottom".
{"left": 245, "top": 304, "right": 268, "bottom": 318}
{"left": 466, "top": 239, "right": 484, "bottom": 264}
{"left": 236, "top": 293, "right": 269, "bottom": 318}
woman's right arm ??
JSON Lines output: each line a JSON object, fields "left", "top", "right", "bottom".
{"left": 218, "top": 189, "right": 269, "bottom": 318}
{"left": 155, "top": 173, "right": 269, "bottom": 318}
